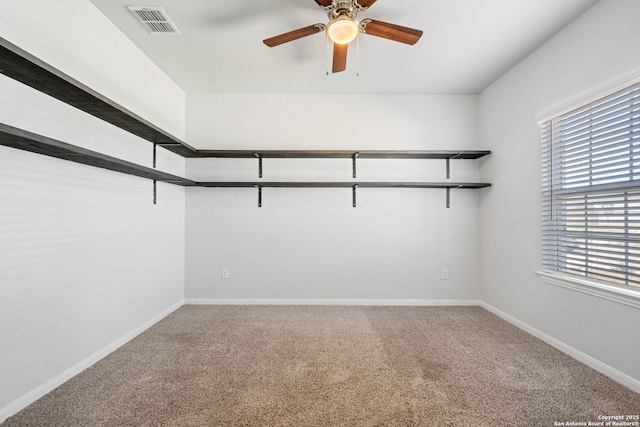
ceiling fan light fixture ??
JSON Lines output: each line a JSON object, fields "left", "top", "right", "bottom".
{"left": 326, "top": 16, "right": 359, "bottom": 44}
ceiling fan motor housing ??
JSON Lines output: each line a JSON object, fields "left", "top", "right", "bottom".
{"left": 329, "top": 1, "right": 358, "bottom": 20}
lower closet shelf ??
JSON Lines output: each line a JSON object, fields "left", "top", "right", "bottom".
{"left": 197, "top": 182, "right": 490, "bottom": 189}
{"left": 198, "top": 181, "right": 491, "bottom": 208}
{"left": 0, "top": 123, "right": 195, "bottom": 186}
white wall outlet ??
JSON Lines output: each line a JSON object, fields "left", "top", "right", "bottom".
{"left": 441, "top": 269, "right": 449, "bottom": 280}
{"left": 221, "top": 268, "right": 230, "bottom": 279}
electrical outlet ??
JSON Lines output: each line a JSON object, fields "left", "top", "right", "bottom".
{"left": 441, "top": 269, "right": 449, "bottom": 280}
{"left": 221, "top": 268, "right": 230, "bottom": 279}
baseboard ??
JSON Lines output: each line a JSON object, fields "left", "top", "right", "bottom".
{"left": 185, "top": 298, "right": 482, "bottom": 306}
{"left": 478, "top": 301, "right": 640, "bottom": 394}
{"left": 0, "top": 300, "right": 184, "bottom": 424}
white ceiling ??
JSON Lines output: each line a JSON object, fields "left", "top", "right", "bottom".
{"left": 89, "top": 0, "right": 598, "bottom": 95}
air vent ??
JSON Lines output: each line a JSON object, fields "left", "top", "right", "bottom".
{"left": 127, "top": 6, "right": 180, "bottom": 34}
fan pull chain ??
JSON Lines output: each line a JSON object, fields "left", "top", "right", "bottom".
{"left": 356, "top": 34, "right": 360, "bottom": 77}
{"left": 326, "top": 36, "right": 330, "bottom": 76}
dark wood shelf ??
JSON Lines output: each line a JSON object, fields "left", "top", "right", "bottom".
{"left": 196, "top": 181, "right": 490, "bottom": 208}
{"left": 0, "top": 37, "right": 198, "bottom": 156}
{"left": 1, "top": 37, "right": 492, "bottom": 162}
{"left": 193, "top": 150, "right": 491, "bottom": 160}
{"left": 197, "top": 181, "right": 491, "bottom": 189}
{"left": 198, "top": 150, "right": 491, "bottom": 180}
{"left": 0, "top": 123, "right": 196, "bottom": 186}
{"left": 0, "top": 37, "right": 491, "bottom": 164}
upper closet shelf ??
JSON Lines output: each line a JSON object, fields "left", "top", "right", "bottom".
{"left": 203, "top": 150, "right": 491, "bottom": 179}
{"left": 0, "top": 38, "right": 491, "bottom": 162}
{"left": 194, "top": 150, "right": 490, "bottom": 159}
{"left": 0, "top": 37, "right": 196, "bottom": 156}
{"left": 0, "top": 123, "right": 196, "bottom": 187}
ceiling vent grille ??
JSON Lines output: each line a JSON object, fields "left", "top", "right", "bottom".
{"left": 127, "top": 6, "right": 180, "bottom": 34}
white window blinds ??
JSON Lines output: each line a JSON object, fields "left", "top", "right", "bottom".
{"left": 541, "top": 81, "right": 640, "bottom": 288}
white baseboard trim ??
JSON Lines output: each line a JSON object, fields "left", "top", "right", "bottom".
{"left": 0, "top": 300, "right": 184, "bottom": 424}
{"left": 185, "top": 298, "right": 482, "bottom": 306}
{"left": 478, "top": 301, "right": 640, "bottom": 394}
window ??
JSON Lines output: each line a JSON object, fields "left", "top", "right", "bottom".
{"left": 541, "top": 81, "right": 640, "bottom": 294}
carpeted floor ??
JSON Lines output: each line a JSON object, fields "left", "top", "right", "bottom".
{"left": 2, "top": 305, "right": 639, "bottom": 426}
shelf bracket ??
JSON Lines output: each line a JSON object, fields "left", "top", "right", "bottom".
{"left": 352, "top": 184, "right": 358, "bottom": 208}
{"left": 256, "top": 185, "right": 262, "bottom": 207}
{"left": 254, "top": 153, "right": 263, "bottom": 178}
{"left": 446, "top": 153, "right": 462, "bottom": 179}
{"left": 446, "top": 187, "right": 450, "bottom": 209}
{"left": 352, "top": 153, "right": 359, "bottom": 178}
{"left": 153, "top": 143, "right": 157, "bottom": 204}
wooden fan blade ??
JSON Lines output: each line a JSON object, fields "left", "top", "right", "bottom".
{"left": 314, "top": 0, "right": 333, "bottom": 6}
{"left": 362, "top": 19, "right": 423, "bottom": 45}
{"left": 332, "top": 43, "right": 348, "bottom": 73}
{"left": 263, "top": 25, "right": 323, "bottom": 47}
{"left": 357, "top": 0, "right": 378, "bottom": 8}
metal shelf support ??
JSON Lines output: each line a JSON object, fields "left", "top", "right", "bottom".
{"left": 254, "top": 153, "right": 263, "bottom": 178}
{"left": 353, "top": 184, "right": 358, "bottom": 207}
{"left": 446, "top": 152, "right": 464, "bottom": 179}
{"left": 352, "top": 153, "right": 359, "bottom": 178}
{"left": 153, "top": 143, "right": 157, "bottom": 204}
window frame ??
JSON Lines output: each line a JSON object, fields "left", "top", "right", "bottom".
{"left": 537, "top": 78, "right": 640, "bottom": 309}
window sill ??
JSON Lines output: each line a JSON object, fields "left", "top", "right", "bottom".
{"left": 536, "top": 271, "right": 640, "bottom": 309}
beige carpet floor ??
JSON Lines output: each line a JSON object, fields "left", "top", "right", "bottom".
{"left": 2, "top": 305, "right": 639, "bottom": 426}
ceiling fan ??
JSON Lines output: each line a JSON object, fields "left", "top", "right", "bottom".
{"left": 263, "top": 0, "right": 423, "bottom": 73}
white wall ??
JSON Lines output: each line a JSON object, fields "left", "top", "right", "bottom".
{"left": 479, "top": 0, "right": 640, "bottom": 385}
{"left": 0, "top": 1, "right": 187, "bottom": 419}
{"left": 187, "top": 94, "right": 477, "bottom": 150}
{"left": 0, "top": 144, "right": 185, "bottom": 415}
{"left": 185, "top": 94, "right": 486, "bottom": 302}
